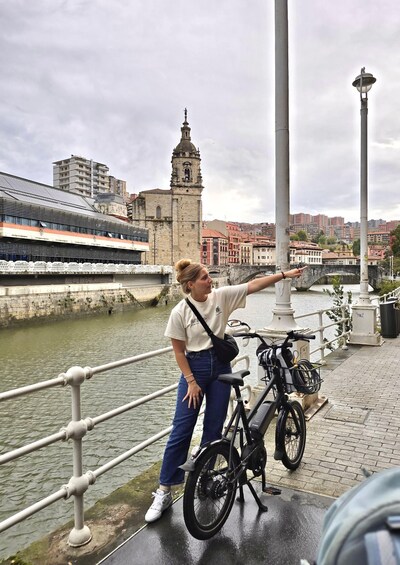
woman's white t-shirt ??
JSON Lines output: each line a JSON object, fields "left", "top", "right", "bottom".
{"left": 165, "top": 284, "right": 248, "bottom": 351}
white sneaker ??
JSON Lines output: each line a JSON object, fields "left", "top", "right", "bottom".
{"left": 145, "top": 489, "right": 173, "bottom": 523}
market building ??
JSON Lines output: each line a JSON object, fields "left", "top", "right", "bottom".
{"left": 0, "top": 172, "right": 148, "bottom": 264}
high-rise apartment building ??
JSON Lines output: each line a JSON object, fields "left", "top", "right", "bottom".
{"left": 53, "top": 155, "right": 127, "bottom": 201}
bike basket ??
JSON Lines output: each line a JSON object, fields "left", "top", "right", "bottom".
{"left": 290, "top": 360, "right": 323, "bottom": 394}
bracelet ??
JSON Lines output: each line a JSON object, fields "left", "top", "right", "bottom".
{"left": 281, "top": 271, "right": 286, "bottom": 279}
{"left": 184, "top": 373, "right": 193, "bottom": 380}
{"left": 187, "top": 379, "right": 195, "bottom": 384}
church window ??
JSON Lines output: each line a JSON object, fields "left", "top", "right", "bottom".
{"left": 156, "top": 206, "right": 161, "bottom": 219}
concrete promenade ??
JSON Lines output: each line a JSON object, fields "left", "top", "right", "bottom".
{"left": 98, "top": 335, "right": 400, "bottom": 565}
{"left": 266, "top": 334, "right": 400, "bottom": 498}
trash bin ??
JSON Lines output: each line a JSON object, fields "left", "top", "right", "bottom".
{"left": 380, "top": 300, "right": 399, "bottom": 338}
{"left": 386, "top": 297, "right": 400, "bottom": 335}
{"left": 392, "top": 300, "right": 400, "bottom": 335}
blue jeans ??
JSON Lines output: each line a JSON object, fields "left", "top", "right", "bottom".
{"left": 159, "top": 348, "right": 232, "bottom": 486}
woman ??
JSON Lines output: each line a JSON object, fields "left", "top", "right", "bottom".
{"left": 145, "top": 259, "right": 306, "bottom": 522}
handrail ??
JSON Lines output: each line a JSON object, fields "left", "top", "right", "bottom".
{"left": 294, "top": 306, "right": 350, "bottom": 363}
{"left": 0, "top": 260, "right": 173, "bottom": 276}
{"left": 0, "top": 346, "right": 176, "bottom": 546}
{"left": 376, "top": 286, "right": 400, "bottom": 303}
{"left": 0, "top": 297, "right": 382, "bottom": 549}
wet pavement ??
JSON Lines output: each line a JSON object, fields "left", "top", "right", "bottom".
{"left": 99, "top": 482, "right": 332, "bottom": 565}
{"left": 97, "top": 335, "right": 400, "bottom": 565}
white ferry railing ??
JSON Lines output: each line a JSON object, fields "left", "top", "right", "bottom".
{"left": 0, "top": 294, "right": 398, "bottom": 550}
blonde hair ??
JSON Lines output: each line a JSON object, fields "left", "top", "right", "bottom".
{"left": 175, "top": 259, "right": 204, "bottom": 294}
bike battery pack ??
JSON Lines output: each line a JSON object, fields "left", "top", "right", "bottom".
{"left": 249, "top": 401, "right": 277, "bottom": 439}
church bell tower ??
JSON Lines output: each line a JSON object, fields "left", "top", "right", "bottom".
{"left": 170, "top": 109, "right": 203, "bottom": 263}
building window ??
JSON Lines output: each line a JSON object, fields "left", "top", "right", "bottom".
{"left": 156, "top": 206, "right": 161, "bottom": 219}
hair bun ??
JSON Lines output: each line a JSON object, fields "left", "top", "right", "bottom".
{"left": 175, "top": 258, "right": 191, "bottom": 275}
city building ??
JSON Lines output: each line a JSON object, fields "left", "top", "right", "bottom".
{"left": 202, "top": 228, "right": 228, "bottom": 265}
{"left": 321, "top": 250, "right": 358, "bottom": 266}
{"left": 129, "top": 110, "right": 203, "bottom": 265}
{"left": 94, "top": 193, "right": 128, "bottom": 220}
{"left": 290, "top": 242, "right": 323, "bottom": 265}
{"left": 252, "top": 241, "right": 323, "bottom": 267}
{"left": 204, "top": 220, "right": 241, "bottom": 264}
{"left": 53, "top": 155, "right": 128, "bottom": 201}
{"left": 239, "top": 241, "right": 253, "bottom": 265}
{"left": 367, "top": 231, "right": 391, "bottom": 245}
{"left": 253, "top": 242, "right": 276, "bottom": 266}
{"left": 0, "top": 172, "right": 148, "bottom": 264}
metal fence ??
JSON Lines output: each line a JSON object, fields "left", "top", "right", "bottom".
{"left": 0, "top": 260, "right": 173, "bottom": 276}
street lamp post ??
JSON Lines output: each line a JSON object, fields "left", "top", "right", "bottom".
{"left": 266, "top": 0, "right": 300, "bottom": 334}
{"left": 349, "top": 68, "right": 382, "bottom": 346}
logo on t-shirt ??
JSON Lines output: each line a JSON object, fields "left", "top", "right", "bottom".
{"left": 216, "top": 306, "right": 221, "bottom": 315}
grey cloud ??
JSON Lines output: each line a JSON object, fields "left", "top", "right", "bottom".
{"left": 0, "top": 0, "right": 399, "bottom": 224}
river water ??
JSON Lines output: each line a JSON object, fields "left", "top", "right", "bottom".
{"left": 0, "top": 284, "right": 367, "bottom": 557}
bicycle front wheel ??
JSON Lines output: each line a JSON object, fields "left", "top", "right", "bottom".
{"left": 277, "top": 400, "right": 306, "bottom": 470}
{"left": 183, "top": 442, "right": 238, "bottom": 540}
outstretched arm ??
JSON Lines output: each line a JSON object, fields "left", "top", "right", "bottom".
{"left": 247, "top": 266, "right": 307, "bottom": 295}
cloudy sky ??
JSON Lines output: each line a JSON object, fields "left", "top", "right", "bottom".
{"left": 1, "top": 0, "right": 399, "bottom": 224}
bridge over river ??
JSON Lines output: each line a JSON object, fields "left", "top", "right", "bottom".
{"left": 210, "top": 264, "right": 383, "bottom": 291}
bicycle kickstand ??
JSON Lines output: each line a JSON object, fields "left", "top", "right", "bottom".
{"left": 261, "top": 468, "right": 282, "bottom": 497}
{"left": 246, "top": 480, "right": 269, "bottom": 512}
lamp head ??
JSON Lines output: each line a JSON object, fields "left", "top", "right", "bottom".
{"left": 352, "top": 68, "right": 376, "bottom": 93}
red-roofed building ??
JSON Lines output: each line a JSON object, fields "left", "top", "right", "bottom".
{"left": 202, "top": 228, "right": 228, "bottom": 265}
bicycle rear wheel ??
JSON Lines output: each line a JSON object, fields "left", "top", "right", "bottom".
{"left": 183, "top": 442, "right": 238, "bottom": 540}
{"left": 276, "top": 400, "right": 306, "bottom": 470}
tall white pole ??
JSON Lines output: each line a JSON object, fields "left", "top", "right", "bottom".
{"left": 267, "top": 0, "right": 297, "bottom": 332}
{"left": 349, "top": 68, "right": 381, "bottom": 346}
{"left": 358, "top": 93, "right": 370, "bottom": 304}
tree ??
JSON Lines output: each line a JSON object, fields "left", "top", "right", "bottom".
{"left": 323, "top": 276, "right": 352, "bottom": 347}
{"left": 312, "top": 230, "right": 325, "bottom": 244}
{"left": 297, "top": 230, "right": 308, "bottom": 242}
{"left": 352, "top": 239, "right": 360, "bottom": 257}
{"left": 390, "top": 224, "right": 400, "bottom": 256}
{"left": 290, "top": 234, "right": 299, "bottom": 241}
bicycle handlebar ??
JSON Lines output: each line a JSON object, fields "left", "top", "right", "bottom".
{"left": 230, "top": 324, "right": 315, "bottom": 345}
{"left": 289, "top": 331, "right": 316, "bottom": 341}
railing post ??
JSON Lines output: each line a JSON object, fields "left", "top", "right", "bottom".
{"left": 65, "top": 366, "right": 92, "bottom": 547}
{"left": 341, "top": 306, "right": 349, "bottom": 350}
{"left": 318, "top": 310, "right": 326, "bottom": 364}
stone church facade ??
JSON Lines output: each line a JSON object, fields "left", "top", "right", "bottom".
{"left": 130, "top": 110, "right": 203, "bottom": 266}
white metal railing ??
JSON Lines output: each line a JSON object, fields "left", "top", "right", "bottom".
{"left": 0, "top": 260, "right": 173, "bottom": 276}
{"left": 374, "top": 286, "right": 400, "bottom": 305}
{"left": 0, "top": 345, "right": 249, "bottom": 549}
{"left": 0, "top": 294, "right": 398, "bottom": 550}
{"left": 0, "top": 346, "right": 175, "bottom": 547}
{"left": 294, "top": 305, "right": 351, "bottom": 364}
{"left": 293, "top": 287, "right": 400, "bottom": 363}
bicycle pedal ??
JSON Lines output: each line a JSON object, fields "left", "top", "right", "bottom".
{"left": 263, "top": 485, "right": 281, "bottom": 496}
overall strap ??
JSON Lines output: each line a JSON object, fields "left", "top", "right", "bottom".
{"left": 185, "top": 298, "right": 214, "bottom": 337}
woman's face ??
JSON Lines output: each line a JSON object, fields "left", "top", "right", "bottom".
{"left": 189, "top": 267, "right": 213, "bottom": 296}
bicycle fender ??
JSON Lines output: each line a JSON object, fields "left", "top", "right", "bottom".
{"left": 179, "top": 439, "right": 232, "bottom": 472}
